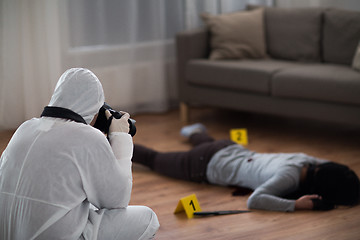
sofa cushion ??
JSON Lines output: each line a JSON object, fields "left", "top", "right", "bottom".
{"left": 271, "top": 64, "right": 360, "bottom": 105}
{"left": 265, "top": 7, "right": 322, "bottom": 62}
{"left": 201, "top": 8, "right": 266, "bottom": 60}
{"left": 353, "top": 42, "right": 360, "bottom": 71}
{"left": 186, "top": 59, "right": 299, "bottom": 94}
{"left": 323, "top": 8, "right": 360, "bottom": 66}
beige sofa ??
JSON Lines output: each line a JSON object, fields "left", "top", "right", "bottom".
{"left": 176, "top": 7, "right": 360, "bottom": 126}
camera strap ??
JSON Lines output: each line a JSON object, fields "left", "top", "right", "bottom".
{"left": 40, "top": 106, "right": 87, "bottom": 124}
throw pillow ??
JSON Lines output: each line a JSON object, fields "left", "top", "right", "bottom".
{"left": 323, "top": 8, "right": 360, "bottom": 65}
{"left": 201, "top": 8, "right": 266, "bottom": 60}
{"left": 352, "top": 41, "right": 360, "bottom": 71}
{"left": 265, "top": 7, "right": 322, "bottom": 62}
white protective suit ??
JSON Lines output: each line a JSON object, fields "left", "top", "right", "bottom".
{"left": 0, "top": 68, "right": 159, "bottom": 240}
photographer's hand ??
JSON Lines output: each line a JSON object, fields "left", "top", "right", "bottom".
{"left": 105, "top": 110, "right": 130, "bottom": 134}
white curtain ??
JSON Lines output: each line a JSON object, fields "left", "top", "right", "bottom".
{"left": 0, "top": 0, "right": 62, "bottom": 129}
{"left": 0, "top": 0, "right": 272, "bottom": 130}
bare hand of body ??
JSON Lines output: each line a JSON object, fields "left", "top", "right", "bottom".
{"left": 295, "top": 195, "right": 322, "bottom": 210}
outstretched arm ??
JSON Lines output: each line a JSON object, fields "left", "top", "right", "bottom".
{"left": 247, "top": 170, "right": 305, "bottom": 212}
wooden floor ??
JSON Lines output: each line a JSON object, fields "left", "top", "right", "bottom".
{"left": 1, "top": 108, "right": 360, "bottom": 239}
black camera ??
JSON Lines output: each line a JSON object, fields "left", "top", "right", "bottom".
{"left": 93, "top": 103, "right": 136, "bottom": 137}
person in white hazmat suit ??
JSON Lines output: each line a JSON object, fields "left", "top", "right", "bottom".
{"left": 0, "top": 68, "right": 160, "bottom": 240}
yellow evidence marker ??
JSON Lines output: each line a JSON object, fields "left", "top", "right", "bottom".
{"left": 230, "top": 128, "right": 248, "bottom": 145}
{"left": 174, "top": 193, "right": 202, "bottom": 219}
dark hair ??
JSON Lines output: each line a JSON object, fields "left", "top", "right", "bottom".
{"left": 306, "top": 162, "right": 360, "bottom": 209}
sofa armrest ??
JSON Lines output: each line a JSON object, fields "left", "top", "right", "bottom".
{"left": 176, "top": 28, "right": 210, "bottom": 61}
{"left": 176, "top": 28, "right": 210, "bottom": 100}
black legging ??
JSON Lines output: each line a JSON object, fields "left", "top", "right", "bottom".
{"left": 132, "top": 133, "right": 235, "bottom": 183}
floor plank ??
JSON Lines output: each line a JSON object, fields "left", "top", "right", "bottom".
{"left": 131, "top": 108, "right": 360, "bottom": 240}
{"left": 1, "top": 108, "right": 360, "bottom": 239}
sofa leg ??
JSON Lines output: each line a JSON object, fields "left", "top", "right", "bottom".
{"left": 180, "top": 102, "right": 189, "bottom": 125}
